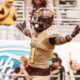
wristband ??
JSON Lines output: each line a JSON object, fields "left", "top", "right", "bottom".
{"left": 65, "top": 35, "right": 72, "bottom": 42}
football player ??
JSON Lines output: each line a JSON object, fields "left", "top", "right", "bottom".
{"left": 16, "top": 8, "right": 80, "bottom": 80}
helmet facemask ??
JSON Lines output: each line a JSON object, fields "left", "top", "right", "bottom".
{"left": 31, "top": 15, "right": 45, "bottom": 33}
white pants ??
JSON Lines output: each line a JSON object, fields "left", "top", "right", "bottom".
{"left": 0, "top": 25, "right": 25, "bottom": 40}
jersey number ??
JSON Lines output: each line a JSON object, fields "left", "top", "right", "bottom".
{"left": 30, "top": 48, "right": 35, "bottom": 63}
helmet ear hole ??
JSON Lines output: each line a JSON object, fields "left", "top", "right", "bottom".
{"left": 35, "top": 24, "right": 39, "bottom": 28}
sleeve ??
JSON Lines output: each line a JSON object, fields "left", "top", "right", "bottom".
{"left": 48, "top": 27, "right": 60, "bottom": 45}
{"left": 49, "top": 34, "right": 61, "bottom": 45}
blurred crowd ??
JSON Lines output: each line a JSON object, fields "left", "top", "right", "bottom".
{"left": 11, "top": 52, "right": 80, "bottom": 80}
{"left": 0, "top": 0, "right": 80, "bottom": 40}
{"left": 0, "top": 0, "right": 19, "bottom": 39}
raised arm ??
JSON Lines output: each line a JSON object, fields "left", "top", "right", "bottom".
{"left": 16, "top": 21, "right": 31, "bottom": 37}
{"left": 49, "top": 25, "right": 80, "bottom": 45}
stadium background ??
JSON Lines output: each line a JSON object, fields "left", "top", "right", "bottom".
{"left": 0, "top": 0, "right": 80, "bottom": 80}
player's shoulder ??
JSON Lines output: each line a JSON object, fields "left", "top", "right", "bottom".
{"left": 48, "top": 26, "right": 56, "bottom": 31}
{"left": 31, "top": 28, "right": 37, "bottom": 36}
{"left": 47, "top": 26, "right": 58, "bottom": 35}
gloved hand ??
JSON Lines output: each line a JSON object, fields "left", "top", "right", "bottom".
{"left": 71, "top": 25, "right": 80, "bottom": 38}
{"left": 16, "top": 20, "right": 26, "bottom": 32}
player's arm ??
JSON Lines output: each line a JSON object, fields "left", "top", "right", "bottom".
{"left": 49, "top": 25, "right": 80, "bottom": 45}
{"left": 49, "top": 34, "right": 72, "bottom": 45}
{"left": 16, "top": 21, "right": 31, "bottom": 37}
{"left": 50, "top": 66, "right": 64, "bottom": 77}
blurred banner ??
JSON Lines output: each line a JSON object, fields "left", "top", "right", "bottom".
{"left": 0, "top": 40, "right": 30, "bottom": 80}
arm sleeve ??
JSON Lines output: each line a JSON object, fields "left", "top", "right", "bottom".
{"left": 49, "top": 34, "right": 61, "bottom": 45}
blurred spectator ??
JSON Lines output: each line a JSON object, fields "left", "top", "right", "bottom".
{"left": 68, "top": 60, "right": 80, "bottom": 80}
{"left": 0, "top": 0, "right": 18, "bottom": 39}
{"left": 70, "top": 60, "right": 80, "bottom": 74}
{"left": 68, "top": 53, "right": 80, "bottom": 80}
{"left": 32, "top": 0, "right": 53, "bottom": 9}
{"left": 76, "top": 0, "right": 80, "bottom": 7}
{"left": 49, "top": 52, "right": 59, "bottom": 66}
{"left": 49, "top": 58, "right": 65, "bottom": 80}
{"left": 32, "top": 0, "right": 47, "bottom": 9}
{"left": 53, "top": 0, "right": 59, "bottom": 7}
{"left": 31, "top": 0, "right": 47, "bottom": 22}
{"left": 47, "top": 0, "right": 54, "bottom": 9}
{"left": 60, "top": 0, "right": 66, "bottom": 4}
{"left": 0, "top": 0, "right": 17, "bottom": 25}
{"left": 31, "top": 0, "right": 54, "bottom": 21}
{"left": 12, "top": 56, "right": 28, "bottom": 80}
{"left": 53, "top": 52, "right": 59, "bottom": 58}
